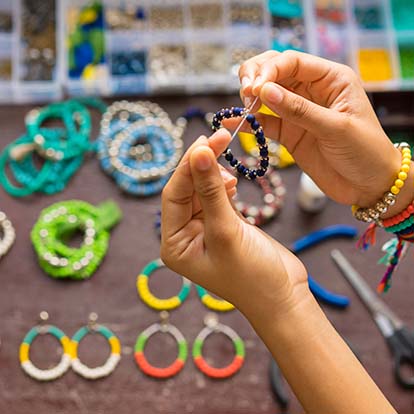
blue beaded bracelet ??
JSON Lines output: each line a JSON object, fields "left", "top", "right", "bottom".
{"left": 212, "top": 107, "right": 268, "bottom": 180}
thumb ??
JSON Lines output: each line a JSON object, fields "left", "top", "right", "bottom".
{"left": 190, "top": 145, "right": 236, "bottom": 230}
{"left": 260, "top": 82, "right": 341, "bottom": 135}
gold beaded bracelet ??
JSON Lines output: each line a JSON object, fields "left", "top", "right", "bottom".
{"left": 352, "top": 142, "right": 411, "bottom": 224}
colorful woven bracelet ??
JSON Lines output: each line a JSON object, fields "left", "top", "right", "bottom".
{"left": 383, "top": 200, "right": 414, "bottom": 229}
{"left": 193, "top": 314, "right": 245, "bottom": 379}
{"left": 19, "top": 312, "right": 72, "bottom": 381}
{"left": 31, "top": 200, "right": 122, "bottom": 280}
{"left": 71, "top": 313, "right": 121, "bottom": 380}
{"left": 137, "top": 258, "right": 191, "bottom": 311}
{"left": 134, "top": 312, "right": 188, "bottom": 379}
{"left": 212, "top": 107, "right": 268, "bottom": 180}
{"left": 97, "top": 100, "right": 184, "bottom": 196}
{"left": 229, "top": 157, "right": 285, "bottom": 226}
{"left": 352, "top": 142, "right": 411, "bottom": 223}
{"left": 0, "top": 211, "right": 15, "bottom": 258}
{"left": 196, "top": 285, "right": 235, "bottom": 312}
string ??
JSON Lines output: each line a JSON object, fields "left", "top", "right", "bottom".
{"left": 166, "top": 96, "right": 259, "bottom": 175}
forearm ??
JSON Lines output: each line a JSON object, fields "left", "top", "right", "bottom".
{"left": 244, "top": 286, "right": 395, "bottom": 414}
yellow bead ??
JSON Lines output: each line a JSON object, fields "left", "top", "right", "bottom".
{"left": 402, "top": 158, "right": 411, "bottom": 165}
{"left": 401, "top": 164, "right": 410, "bottom": 173}
{"left": 398, "top": 171, "right": 408, "bottom": 180}
{"left": 402, "top": 149, "right": 411, "bottom": 156}
{"left": 395, "top": 179, "right": 404, "bottom": 188}
{"left": 391, "top": 186, "right": 400, "bottom": 195}
{"left": 351, "top": 205, "right": 359, "bottom": 214}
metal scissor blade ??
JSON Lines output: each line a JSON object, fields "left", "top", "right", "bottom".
{"left": 330, "top": 249, "right": 404, "bottom": 331}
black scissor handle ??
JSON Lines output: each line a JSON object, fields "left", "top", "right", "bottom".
{"left": 387, "top": 328, "right": 414, "bottom": 389}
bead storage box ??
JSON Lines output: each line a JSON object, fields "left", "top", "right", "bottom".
{"left": 0, "top": 0, "right": 414, "bottom": 102}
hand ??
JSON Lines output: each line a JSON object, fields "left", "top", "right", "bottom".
{"left": 161, "top": 129, "right": 308, "bottom": 319}
{"left": 234, "top": 50, "right": 405, "bottom": 210}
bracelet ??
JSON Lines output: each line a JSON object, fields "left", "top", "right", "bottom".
{"left": 212, "top": 107, "right": 268, "bottom": 180}
{"left": 229, "top": 157, "right": 285, "bottom": 226}
{"left": 0, "top": 99, "right": 106, "bottom": 197}
{"left": 352, "top": 142, "right": 411, "bottom": 223}
{"left": 97, "top": 101, "right": 184, "bottom": 196}
{"left": 0, "top": 211, "right": 16, "bottom": 258}
{"left": 31, "top": 200, "right": 122, "bottom": 280}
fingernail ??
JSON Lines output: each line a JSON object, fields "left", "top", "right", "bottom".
{"left": 264, "top": 83, "right": 283, "bottom": 105}
{"left": 252, "top": 76, "right": 262, "bottom": 92}
{"left": 241, "top": 76, "right": 251, "bottom": 90}
{"left": 221, "top": 169, "right": 236, "bottom": 182}
{"left": 194, "top": 149, "right": 212, "bottom": 171}
{"left": 244, "top": 96, "right": 253, "bottom": 108}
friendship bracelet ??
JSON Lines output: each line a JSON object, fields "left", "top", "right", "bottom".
{"left": 0, "top": 211, "right": 15, "bottom": 258}
{"left": 137, "top": 258, "right": 191, "bottom": 310}
{"left": 383, "top": 200, "right": 414, "bottom": 229}
{"left": 20, "top": 312, "right": 72, "bottom": 381}
{"left": 71, "top": 313, "right": 121, "bottom": 380}
{"left": 212, "top": 107, "right": 268, "bottom": 180}
{"left": 31, "top": 200, "right": 122, "bottom": 280}
{"left": 352, "top": 142, "right": 411, "bottom": 223}
{"left": 192, "top": 314, "right": 245, "bottom": 379}
{"left": 97, "top": 100, "right": 184, "bottom": 196}
{"left": 229, "top": 157, "right": 285, "bottom": 226}
{"left": 134, "top": 311, "right": 188, "bottom": 379}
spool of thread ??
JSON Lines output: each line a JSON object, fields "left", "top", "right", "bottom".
{"left": 297, "top": 172, "right": 327, "bottom": 213}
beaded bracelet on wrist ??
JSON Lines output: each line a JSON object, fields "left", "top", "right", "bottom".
{"left": 212, "top": 107, "right": 268, "bottom": 180}
{"left": 352, "top": 142, "right": 411, "bottom": 224}
{"left": 228, "top": 157, "right": 285, "bottom": 226}
{"left": 31, "top": 200, "right": 122, "bottom": 280}
{"left": 0, "top": 211, "right": 15, "bottom": 258}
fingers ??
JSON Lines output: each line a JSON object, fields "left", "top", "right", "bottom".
{"left": 251, "top": 50, "right": 338, "bottom": 95}
{"left": 259, "top": 82, "right": 343, "bottom": 135}
{"left": 189, "top": 145, "right": 237, "bottom": 237}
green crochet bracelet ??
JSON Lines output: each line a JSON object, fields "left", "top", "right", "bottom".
{"left": 31, "top": 200, "right": 122, "bottom": 280}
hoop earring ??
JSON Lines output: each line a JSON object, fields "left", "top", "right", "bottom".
{"left": 71, "top": 313, "right": 121, "bottom": 380}
{"left": 19, "top": 311, "right": 71, "bottom": 381}
{"left": 134, "top": 311, "right": 188, "bottom": 379}
{"left": 193, "top": 313, "right": 245, "bottom": 379}
{"left": 137, "top": 258, "right": 191, "bottom": 310}
{"left": 195, "top": 285, "right": 235, "bottom": 312}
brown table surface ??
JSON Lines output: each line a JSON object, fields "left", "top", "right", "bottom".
{"left": 0, "top": 95, "right": 413, "bottom": 414}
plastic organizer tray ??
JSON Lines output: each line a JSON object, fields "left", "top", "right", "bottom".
{"left": 0, "top": 0, "right": 413, "bottom": 102}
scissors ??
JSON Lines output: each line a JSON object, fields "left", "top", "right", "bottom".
{"left": 291, "top": 225, "right": 358, "bottom": 308}
{"left": 331, "top": 249, "right": 414, "bottom": 389}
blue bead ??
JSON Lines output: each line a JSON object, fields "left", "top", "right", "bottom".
{"left": 233, "top": 107, "right": 242, "bottom": 116}
{"left": 246, "top": 114, "right": 255, "bottom": 123}
{"left": 215, "top": 111, "right": 223, "bottom": 120}
{"left": 230, "top": 158, "right": 238, "bottom": 167}
{"left": 260, "top": 158, "right": 269, "bottom": 168}
{"left": 249, "top": 170, "right": 257, "bottom": 180}
{"left": 257, "top": 136, "right": 266, "bottom": 145}
{"left": 257, "top": 168, "right": 265, "bottom": 177}
{"left": 224, "top": 109, "right": 231, "bottom": 118}
{"left": 256, "top": 130, "right": 264, "bottom": 139}
{"left": 251, "top": 120, "right": 260, "bottom": 130}
{"left": 212, "top": 119, "right": 220, "bottom": 128}
{"left": 260, "top": 147, "right": 268, "bottom": 157}
{"left": 237, "top": 164, "right": 246, "bottom": 174}
{"left": 224, "top": 152, "right": 233, "bottom": 161}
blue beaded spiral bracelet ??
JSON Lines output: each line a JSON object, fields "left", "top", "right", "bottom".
{"left": 211, "top": 107, "right": 268, "bottom": 180}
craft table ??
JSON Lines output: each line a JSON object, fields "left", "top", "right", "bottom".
{"left": 0, "top": 95, "right": 413, "bottom": 414}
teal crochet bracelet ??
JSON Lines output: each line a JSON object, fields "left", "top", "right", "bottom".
{"left": 31, "top": 200, "right": 122, "bottom": 280}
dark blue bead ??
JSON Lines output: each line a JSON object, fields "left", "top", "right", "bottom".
{"left": 233, "top": 107, "right": 242, "bottom": 116}
{"left": 249, "top": 170, "right": 257, "bottom": 180}
{"left": 260, "top": 158, "right": 269, "bottom": 168}
{"left": 256, "top": 129, "right": 264, "bottom": 139}
{"left": 251, "top": 120, "right": 260, "bottom": 130}
{"left": 215, "top": 111, "right": 223, "bottom": 120}
{"left": 260, "top": 147, "right": 268, "bottom": 157}
{"left": 212, "top": 119, "right": 220, "bottom": 128}
{"left": 224, "top": 152, "right": 233, "bottom": 161}
{"left": 184, "top": 107, "right": 205, "bottom": 120}
{"left": 237, "top": 164, "right": 246, "bottom": 174}
{"left": 230, "top": 158, "right": 238, "bottom": 167}
{"left": 246, "top": 114, "right": 255, "bottom": 123}
{"left": 257, "top": 136, "right": 266, "bottom": 145}
{"left": 257, "top": 168, "right": 265, "bottom": 177}
{"left": 224, "top": 109, "right": 231, "bottom": 118}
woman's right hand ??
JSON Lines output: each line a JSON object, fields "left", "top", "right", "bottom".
{"left": 232, "top": 50, "right": 408, "bottom": 212}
